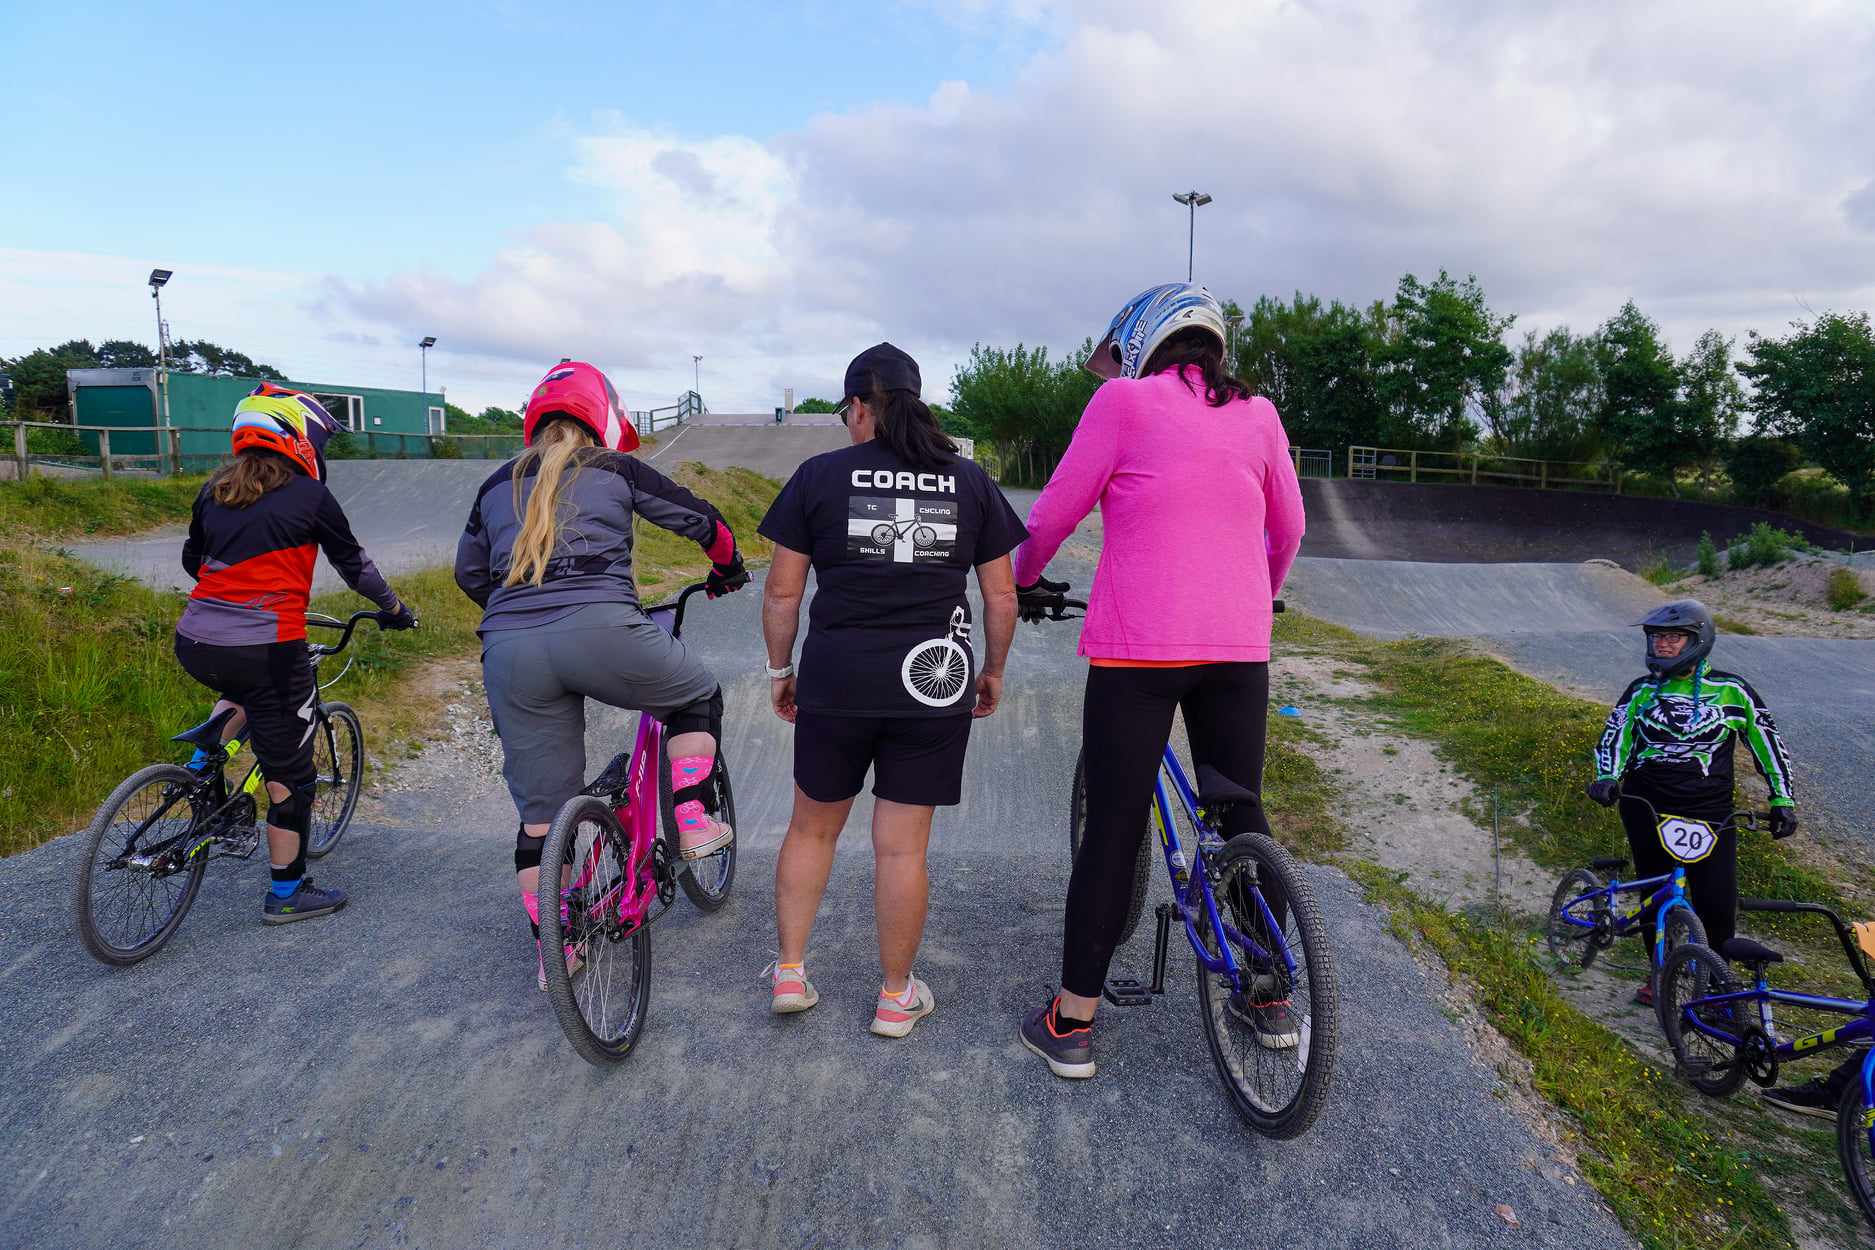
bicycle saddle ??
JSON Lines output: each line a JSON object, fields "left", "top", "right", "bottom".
{"left": 1196, "top": 765, "right": 1260, "bottom": 809}
{"left": 1590, "top": 856, "right": 1629, "bottom": 874}
{"left": 1721, "top": 937, "right": 1785, "bottom": 967}
{"left": 584, "top": 751, "right": 632, "bottom": 798}
{"left": 171, "top": 706, "right": 241, "bottom": 753}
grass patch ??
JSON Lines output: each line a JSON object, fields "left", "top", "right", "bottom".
{"left": 1727, "top": 522, "right": 1811, "bottom": 571}
{"left": 1347, "top": 859, "right": 1794, "bottom": 1250}
{"left": 0, "top": 462, "right": 780, "bottom": 858}
{"left": 1828, "top": 566, "right": 1868, "bottom": 611}
{"left": 0, "top": 474, "right": 205, "bottom": 538}
{"left": 1641, "top": 555, "right": 1685, "bottom": 587}
{"left": 1712, "top": 613, "right": 1759, "bottom": 636}
{"left": 1261, "top": 712, "right": 1346, "bottom": 860}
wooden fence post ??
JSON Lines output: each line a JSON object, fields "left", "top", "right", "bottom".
{"left": 98, "top": 428, "right": 113, "bottom": 479}
{"left": 14, "top": 423, "right": 29, "bottom": 480}
{"left": 1410, "top": 450, "right": 1418, "bottom": 484}
{"left": 1539, "top": 461, "right": 1548, "bottom": 490}
{"left": 1470, "top": 453, "right": 1479, "bottom": 485}
{"left": 168, "top": 427, "right": 182, "bottom": 475}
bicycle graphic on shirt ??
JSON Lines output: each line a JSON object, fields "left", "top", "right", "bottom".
{"left": 902, "top": 606, "right": 972, "bottom": 707}
{"left": 870, "top": 518, "right": 940, "bottom": 549}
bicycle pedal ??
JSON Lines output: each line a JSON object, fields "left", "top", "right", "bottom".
{"left": 1102, "top": 978, "right": 1152, "bottom": 1007}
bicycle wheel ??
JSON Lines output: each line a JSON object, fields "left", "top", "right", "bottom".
{"left": 1068, "top": 749, "right": 1151, "bottom": 946}
{"left": 912, "top": 524, "right": 937, "bottom": 547}
{"left": 1544, "top": 868, "right": 1606, "bottom": 970}
{"left": 305, "top": 702, "right": 364, "bottom": 860}
{"left": 539, "top": 794, "right": 652, "bottom": 1065}
{"left": 1655, "top": 904, "right": 1707, "bottom": 1000}
{"left": 1194, "top": 833, "right": 1339, "bottom": 1139}
{"left": 1837, "top": 1074, "right": 1875, "bottom": 1233}
{"left": 660, "top": 741, "right": 738, "bottom": 912}
{"left": 870, "top": 523, "right": 896, "bottom": 546}
{"left": 901, "top": 638, "right": 970, "bottom": 707}
{"left": 1657, "top": 942, "right": 1745, "bottom": 1096}
{"left": 73, "top": 764, "right": 208, "bottom": 966}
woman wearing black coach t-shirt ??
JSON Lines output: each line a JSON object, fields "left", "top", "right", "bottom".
{"left": 758, "top": 343, "right": 1026, "bottom": 1038}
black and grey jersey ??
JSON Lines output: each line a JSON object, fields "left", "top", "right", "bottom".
{"left": 454, "top": 449, "right": 734, "bottom": 631}
{"left": 1594, "top": 664, "right": 1794, "bottom": 810}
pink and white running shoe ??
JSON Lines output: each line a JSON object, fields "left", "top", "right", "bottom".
{"left": 870, "top": 975, "right": 935, "bottom": 1038}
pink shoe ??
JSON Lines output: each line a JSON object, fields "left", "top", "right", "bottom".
{"left": 770, "top": 961, "right": 818, "bottom": 1014}
{"left": 870, "top": 976, "right": 935, "bottom": 1038}
{"left": 671, "top": 754, "right": 734, "bottom": 860}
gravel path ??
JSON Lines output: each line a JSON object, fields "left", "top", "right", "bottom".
{"left": 5, "top": 529, "right": 1630, "bottom": 1249}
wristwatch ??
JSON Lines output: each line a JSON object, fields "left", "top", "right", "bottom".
{"left": 765, "top": 662, "right": 795, "bottom": 679}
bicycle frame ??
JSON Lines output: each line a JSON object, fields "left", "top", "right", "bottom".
{"left": 1148, "top": 747, "right": 1290, "bottom": 994}
{"left": 1555, "top": 868, "right": 1699, "bottom": 967}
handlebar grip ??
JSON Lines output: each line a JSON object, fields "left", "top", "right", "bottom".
{"left": 1273, "top": 599, "right": 1285, "bottom": 614}
{"left": 1739, "top": 898, "right": 1800, "bottom": 913}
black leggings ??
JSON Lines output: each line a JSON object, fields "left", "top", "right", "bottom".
{"left": 1062, "top": 662, "right": 1272, "bottom": 998}
{"left": 1618, "top": 790, "right": 1738, "bottom": 953}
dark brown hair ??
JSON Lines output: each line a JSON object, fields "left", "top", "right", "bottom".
{"left": 861, "top": 385, "right": 958, "bottom": 472}
{"left": 209, "top": 449, "right": 294, "bottom": 508}
{"left": 1141, "top": 328, "right": 1254, "bottom": 407}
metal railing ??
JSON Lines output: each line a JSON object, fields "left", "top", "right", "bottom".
{"left": 637, "top": 391, "right": 705, "bottom": 436}
{"left": 1347, "top": 445, "right": 1621, "bottom": 492}
{"left": 1290, "top": 447, "right": 1334, "bottom": 479}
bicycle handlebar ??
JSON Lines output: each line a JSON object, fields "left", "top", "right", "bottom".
{"left": 649, "top": 582, "right": 712, "bottom": 639}
{"left": 1025, "top": 593, "right": 1285, "bottom": 622}
{"left": 1739, "top": 896, "right": 1875, "bottom": 993}
{"left": 306, "top": 609, "right": 395, "bottom": 657}
{"left": 1611, "top": 784, "right": 1764, "bottom": 835}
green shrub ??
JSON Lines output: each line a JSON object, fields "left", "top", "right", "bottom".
{"left": 1722, "top": 435, "right": 1803, "bottom": 507}
{"left": 1640, "top": 555, "right": 1682, "bottom": 586}
{"left": 1712, "top": 613, "right": 1758, "bottom": 635}
{"left": 1696, "top": 531, "right": 1720, "bottom": 577}
{"left": 24, "top": 425, "right": 87, "bottom": 458}
{"left": 1727, "top": 521, "right": 1809, "bottom": 570}
{"left": 1828, "top": 566, "right": 1868, "bottom": 611}
{"left": 430, "top": 436, "right": 463, "bottom": 459}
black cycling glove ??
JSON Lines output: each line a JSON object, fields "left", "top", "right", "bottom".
{"left": 1769, "top": 806, "right": 1799, "bottom": 840}
{"left": 382, "top": 601, "right": 419, "bottom": 631}
{"left": 706, "top": 553, "right": 750, "bottom": 599}
{"left": 1017, "top": 575, "right": 1070, "bottom": 623}
{"left": 1585, "top": 778, "right": 1620, "bottom": 807}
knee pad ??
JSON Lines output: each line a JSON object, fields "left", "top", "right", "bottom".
{"left": 515, "top": 825, "right": 546, "bottom": 873}
{"left": 667, "top": 686, "right": 724, "bottom": 739}
{"left": 267, "top": 777, "right": 316, "bottom": 837}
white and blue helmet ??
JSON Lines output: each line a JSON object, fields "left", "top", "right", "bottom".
{"left": 1087, "top": 282, "right": 1229, "bottom": 380}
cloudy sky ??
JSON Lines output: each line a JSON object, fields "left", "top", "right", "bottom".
{"left": 5, "top": 0, "right": 1872, "bottom": 414}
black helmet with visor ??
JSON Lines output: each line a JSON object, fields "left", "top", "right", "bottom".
{"left": 1638, "top": 599, "right": 1716, "bottom": 678}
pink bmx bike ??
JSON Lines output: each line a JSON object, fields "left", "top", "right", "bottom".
{"left": 537, "top": 583, "right": 737, "bottom": 1065}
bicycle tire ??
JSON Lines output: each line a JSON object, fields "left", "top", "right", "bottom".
{"left": 1657, "top": 941, "right": 1745, "bottom": 1096}
{"left": 1544, "top": 868, "right": 1606, "bottom": 970}
{"left": 1654, "top": 905, "right": 1707, "bottom": 1008}
{"left": 74, "top": 764, "right": 208, "bottom": 966}
{"left": 305, "top": 702, "right": 364, "bottom": 860}
{"left": 660, "top": 741, "right": 739, "bottom": 912}
{"left": 1195, "top": 833, "right": 1338, "bottom": 1139}
{"left": 1837, "top": 1074, "right": 1875, "bottom": 1233}
{"left": 1068, "top": 749, "right": 1151, "bottom": 947}
{"left": 539, "top": 794, "right": 652, "bottom": 1066}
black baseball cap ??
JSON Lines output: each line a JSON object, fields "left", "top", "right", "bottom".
{"left": 842, "top": 342, "right": 921, "bottom": 399}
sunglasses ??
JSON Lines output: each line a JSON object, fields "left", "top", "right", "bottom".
{"left": 835, "top": 397, "right": 854, "bottom": 425}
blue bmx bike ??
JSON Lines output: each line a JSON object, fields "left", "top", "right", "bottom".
{"left": 1543, "top": 789, "right": 1750, "bottom": 999}
{"left": 1655, "top": 897, "right": 1875, "bottom": 1231}
{"left": 1051, "top": 597, "right": 1339, "bottom": 1139}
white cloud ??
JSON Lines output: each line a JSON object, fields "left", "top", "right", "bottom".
{"left": 17, "top": 1, "right": 1875, "bottom": 413}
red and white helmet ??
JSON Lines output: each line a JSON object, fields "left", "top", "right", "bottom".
{"left": 523, "top": 360, "right": 639, "bottom": 453}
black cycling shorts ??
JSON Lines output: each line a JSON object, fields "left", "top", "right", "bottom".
{"left": 173, "top": 633, "right": 318, "bottom": 788}
{"left": 793, "top": 711, "right": 972, "bottom": 808}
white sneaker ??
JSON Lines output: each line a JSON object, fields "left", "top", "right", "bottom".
{"left": 870, "top": 976, "right": 935, "bottom": 1038}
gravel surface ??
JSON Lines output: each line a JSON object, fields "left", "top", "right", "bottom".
{"left": 6, "top": 507, "right": 1631, "bottom": 1249}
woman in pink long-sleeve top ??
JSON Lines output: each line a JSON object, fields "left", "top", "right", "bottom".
{"left": 1013, "top": 283, "right": 1306, "bottom": 1080}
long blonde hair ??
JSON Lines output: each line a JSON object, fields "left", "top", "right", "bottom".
{"left": 504, "top": 418, "right": 594, "bottom": 588}
{"left": 209, "top": 449, "right": 294, "bottom": 508}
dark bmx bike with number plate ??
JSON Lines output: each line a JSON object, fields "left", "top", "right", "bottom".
{"left": 73, "top": 609, "right": 381, "bottom": 966}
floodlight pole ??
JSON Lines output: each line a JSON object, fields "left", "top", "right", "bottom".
{"left": 148, "top": 269, "right": 174, "bottom": 434}
{"left": 1172, "top": 190, "right": 1212, "bottom": 282}
{"left": 692, "top": 354, "right": 701, "bottom": 397}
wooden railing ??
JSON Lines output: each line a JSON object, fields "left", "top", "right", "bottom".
{"left": 3, "top": 420, "right": 184, "bottom": 479}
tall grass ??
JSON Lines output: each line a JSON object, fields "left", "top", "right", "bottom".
{"left": 1828, "top": 566, "right": 1869, "bottom": 611}
{"left": 0, "top": 462, "right": 780, "bottom": 858}
{"left": 0, "top": 475, "right": 205, "bottom": 537}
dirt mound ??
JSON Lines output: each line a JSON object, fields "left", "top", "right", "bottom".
{"left": 1667, "top": 554, "right": 1875, "bottom": 639}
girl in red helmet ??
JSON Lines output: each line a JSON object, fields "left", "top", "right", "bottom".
{"left": 455, "top": 361, "right": 748, "bottom": 991}
{"left": 176, "top": 385, "right": 416, "bottom": 924}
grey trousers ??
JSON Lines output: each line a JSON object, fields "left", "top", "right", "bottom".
{"left": 481, "top": 604, "right": 720, "bottom": 823}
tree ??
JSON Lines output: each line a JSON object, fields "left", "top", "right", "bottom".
{"left": 477, "top": 405, "right": 522, "bottom": 427}
{"left": 95, "top": 339, "right": 157, "bottom": 368}
{"left": 1722, "top": 435, "right": 1803, "bottom": 507}
{"left": 1483, "top": 327, "right": 1603, "bottom": 462}
{"left": 1593, "top": 302, "right": 1683, "bottom": 477}
{"left": 1372, "top": 271, "right": 1514, "bottom": 450}
{"left": 0, "top": 339, "right": 99, "bottom": 417}
{"left": 167, "top": 339, "right": 286, "bottom": 380}
{"left": 793, "top": 396, "right": 839, "bottom": 414}
{"left": 1234, "top": 293, "right": 1385, "bottom": 451}
{"left": 1739, "top": 312, "right": 1875, "bottom": 517}
{"left": 1675, "top": 330, "right": 1745, "bottom": 490}
{"left": 948, "top": 341, "right": 1098, "bottom": 483}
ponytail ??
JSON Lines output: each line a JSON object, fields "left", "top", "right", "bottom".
{"left": 504, "top": 418, "right": 593, "bottom": 588}
{"left": 865, "top": 387, "right": 957, "bottom": 472}
{"left": 209, "top": 449, "right": 294, "bottom": 508}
